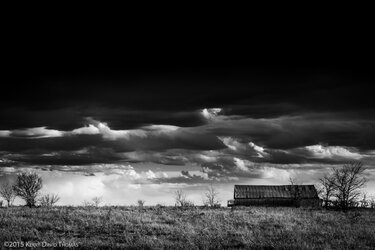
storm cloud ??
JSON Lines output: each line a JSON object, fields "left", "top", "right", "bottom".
{"left": 0, "top": 63, "right": 375, "bottom": 190}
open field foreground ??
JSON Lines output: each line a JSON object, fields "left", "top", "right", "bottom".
{"left": 0, "top": 206, "right": 374, "bottom": 249}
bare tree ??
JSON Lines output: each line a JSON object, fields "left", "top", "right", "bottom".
{"left": 319, "top": 173, "right": 336, "bottom": 208}
{"left": 39, "top": 193, "right": 60, "bottom": 207}
{"left": 92, "top": 196, "right": 103, "bottom": 207}
{"left": 369, "top": 195, "right": 375, "bottom": 209}
{"left": 0, "top": 182, "right": 17, "bottom": 207}
{"left": 330, "top": 162, "right": 367, "bottom": 211}
{"left": 359, "top": 192, "right": 369, "bottom": 208}
{"left": 203, "top": 184, "right": 220, "bottom": 207}
{"left": 13, "top": 172, "right": 43, "bottom": 208}
{"left": 174, "top": 189, "right": 187, "bottom": 207}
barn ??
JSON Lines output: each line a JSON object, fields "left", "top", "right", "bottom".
{"left": 227, "top": 185, "right": 321, "bottom": 207}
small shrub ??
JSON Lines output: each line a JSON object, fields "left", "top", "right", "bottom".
{"left": 82, "top": 200, "right": 94, "bottom": 207}
{"left": 182, "top": 200, "right": 195, "bottom": 207}
{"left": 155, "top": 203, "right": 165, "bottom": 209}
{"left": 92, "top": 196, "right": 103, "bottom": 207}
{"left": 137, "top": 200, "right": 145, "bottom": 208}
{"left": 39, "top": 194, "right": 60, "bottom": 207}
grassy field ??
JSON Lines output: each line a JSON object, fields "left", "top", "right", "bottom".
{"left": 0, "top": 206, "right": 374, "bottom": 249}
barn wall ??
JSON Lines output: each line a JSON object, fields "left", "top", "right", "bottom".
{"left": 234, "top": 198, "right": 295, "bottom": 207}
{"left": 299, "top": 199, "right": 321, "bottom": 207}
{"left": 232, "top": 198, "right": 321, "bottom": 207}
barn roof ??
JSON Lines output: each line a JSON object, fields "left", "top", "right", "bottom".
{"left": 234, "top": 185, "right": 319, "bottom": 199}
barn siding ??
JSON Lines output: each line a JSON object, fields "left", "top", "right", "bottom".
{"left": 232, "top": 198, "right": 295, "bottom": 207}
{"left": 299, "top": 199, "right": 321, "bottom": 207}
{"left": 230, "top": 198, "right": 320, "bottom": 207}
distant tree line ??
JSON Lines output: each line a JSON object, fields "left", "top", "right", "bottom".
{"left": 1, "top": 171, "right": 223, "bottom": 209}
{"left": 2, "top": 162, "right": 373, "bottom": 211}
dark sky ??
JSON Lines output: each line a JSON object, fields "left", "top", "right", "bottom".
{"left": 1, "top": 18, "right": 375, "bottom": 205}
{"left": 2, "top": 46, "right": 374, "bottom": 126}
{"left": 1, "top": 27, "right": 375, "bottom": 174}
{"left": 3, "top": 38, "right": 374, "bottom": 129}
